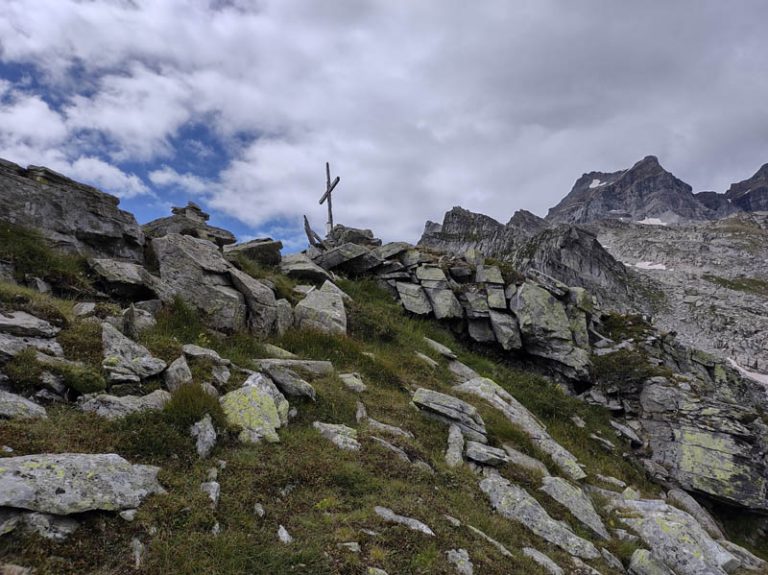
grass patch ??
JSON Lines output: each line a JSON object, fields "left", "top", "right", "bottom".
{"left": 58, "top": 320, "right": 103, "bottom": 366}
{"left": 231, "top": 253, "right": 298, "bottom": 302}
{"left": 600, "top": 313, "right": 653, "bottom": 341}
{"left": 0, "top": 281, "right": 74, "bottom": 326}
{"left": 163, "top": 383, "right": 228, "bottom": 431}
{"left": 0, "top": 221, "right": 91, "bottom": 292}
{"left": 703, "top": 274, "right": 768, "bottom": 297}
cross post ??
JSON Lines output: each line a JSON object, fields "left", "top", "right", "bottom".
{"left": 319, "top": 162, "right": 340, "bottom": 234}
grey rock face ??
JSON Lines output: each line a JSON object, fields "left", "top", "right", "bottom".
{"left": 547, "top": 155, "right": 715, "bottom": 225}
{"left": 89, "top": 259, "right": 158, "bottom": 300}
{"left": 446, "top": 548, "right": 474, "bottom": 575}
{"left": 101, "top": 323, "right": 166, "bottom": 384}
{"left": 190, "top": 414, "right": 217, "bottom": 458}
{"left": 220, "top": 374, "right": 286, "bottom": 443}
{"left": 411, "top": 388, "right": 487, "bottom": 442}
{"left": 313, "top": 422, "right": 360, "bottom": 451}
{"left": 0, "top": 311, "right": 60, "bottom": 338}
{"left": 229, "top": 268, "right": 279, "bottom": 335}
{"left": 164, "top": 356, "right": 193, "bottom": 392}
{"left": 0, "top": 453, "right": 164, "bottom": 515}
{"left": 279, "top": 253, "right": 332, "bottom": 283}
{"left": 294, "top": 289, "right": 347, "bottom": 335}
{"left": 539, "top": 476, "right": 609, "bottom": 539}
{"left": 725, "top": 162, "right": 768, "bottom": 212}
{"left": 225, "top": 238, "right": 283, "bottom": 265}
{"left": 339, "top": 372, "right": 367, "bottom": 393}
{"left": 502, "top": 445, "right": 549, "bottom": 477}
{"left": 0, "top": 333, "right": 63, "bottom": 362}
{"left": 424, "top": 288, "right": 463, "bottom": 320}
{"left": 522, "top": 548, "right": 565, "bottom": 575}
{"left": 396, "top": 282, "right": 433, "bottom": 315}
{"left": 143, "top": 202, "right": 235, "bottom": 248}
{"left": 374, "top": 506, "right": 434, "bottom": 536}
{"left": 455, "top": 377, "right": 585, "bottom": 481}
{"left": 252, "top": 359, "right": 334, "bottom": 377}
{"left": 445, "top": 424, "right": 465, "bottom": 468}
{"left": 0, "top": 160, "right": 144, "bottom": 262}
{"left": 628, "top": 549, "right": 676, "bottom": 575}
{"left": 667, "top": 488, "right": 724, "bottom": 540}
{"left": 464, "top": 441, "right": 508, "bottom": 467}
{"left": 262, "top": 365, "right": 316, "bottom": 401}
{"left": 0, "top": 390, "right": 47, "bottom": 420}
{"left": 479, "top": 473, "right": 599, "bottom": 559}
{"left": 78, "top": 390, "right": 171, "bottom": 419}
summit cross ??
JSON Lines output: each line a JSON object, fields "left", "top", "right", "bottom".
{"left": 319, "top": 162, "right": 340, "bottom": 234}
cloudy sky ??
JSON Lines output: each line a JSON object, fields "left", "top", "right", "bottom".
{"left": 1, "top": 1, "right": 767, "bottom": 249}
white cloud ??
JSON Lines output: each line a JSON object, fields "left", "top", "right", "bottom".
{"left": 1, "top": 1, "right": 768, "bottom": 244}
{"left": 65, "top": 156, "right": 151, "bottom": 198}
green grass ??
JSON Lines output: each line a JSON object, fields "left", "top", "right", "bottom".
{"left": 703, "top": 274, "right": 768, "bottom": 297}
{"left": 0, "top": 221, "right": 91, "bottom": 292}
{"left": 0, "top": 281, "right": 74, "bottom": 326}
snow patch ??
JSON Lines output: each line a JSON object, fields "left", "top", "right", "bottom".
{"left": 728, "top": 359, "right": 768, "bottom": 388}
{"left": 589, "top": 178, "right": 604, "bottom": 189}
{"left": 634, "top": 261, "right": 667, "bottom": 270}
{"left": 636, "top": 218, "right": 668, "bottom": 226}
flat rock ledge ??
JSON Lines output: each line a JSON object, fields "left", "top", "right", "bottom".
{"left": 0, "top": 453, "right": 165, "bottom": 515}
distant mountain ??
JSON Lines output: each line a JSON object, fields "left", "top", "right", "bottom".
{"left": 726, "top": 162, "right": 768, "bottom": 212}
{"left": 546, "top": 155, "right": 718, "bottom": 225}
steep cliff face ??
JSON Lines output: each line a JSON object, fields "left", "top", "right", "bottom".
{"left": 0, "top": 159, "right": 145, "bottom": 263}
{"left": 726, "top": 162, "right": 768, "bottom": 212}
{"left": 419, "top": 206, "right": 547, "bottom": 258}
{"left": 546, "top": 156, "right": 715, "bottom": 225}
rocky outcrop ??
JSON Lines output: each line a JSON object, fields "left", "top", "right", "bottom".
{"left": 0, "top": 390, "right": 47, "bottom": 420}
{"left": 78, "top": 390, "right": 171, "bottom": 419}
{"left": 0, "top": 453, "right": 164, "bottom": 515}
{"left": 547, "top": 155, "right": 715, "bottom": 225}
{"left": 725, "top": 162, "right": 768, "bottom": 212}
{"left": 220, "top": 373, "right": 288, "bottom": 443}
{"left": 0, "top": 159, "right": 144, "bottom": 262}
{"left": 419, "top": 206, "right": 548, "bottom": 257}
{"left": 225, "top": 238, "right": 283, "bottom": 265}
{"left": 143, "top": 202, "right": 235, "bottom": 248}
{"left": 411, "top": 388, "right": 487, "bottom": 442}
{"left": 101, "top": 323, "right": 166, "bottom": 384}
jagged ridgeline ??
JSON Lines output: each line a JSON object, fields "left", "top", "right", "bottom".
{"left": 0, "top": 157, "right": 767, "bottom": 575}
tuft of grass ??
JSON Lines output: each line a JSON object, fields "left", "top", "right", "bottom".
{"left": 591, "top": 349, "right": 664, "bottom": 393}
{"left": 3, "top": 348, "right": 45, "bottom": 391}
{"left": 55, "top": 363, "right": 106, "bottom": 395}
{"left": 0, "top": 281, "right": 74, "bottom": 326}
{"left": 703, "top": 274, "right": 768, "bottom": 297}
{"left": 600, "top": 313, "right": 653, "bottom": 341}
{"left": 163, "top": 383, "right": 228, "bottom": 431}
{"left": 0, "top": 221, "right": 91, "bottom": 292}
{"left": 57, "top": 320, "right": 103, "bottom": 366}
{"left": 231, "top": 253, "right": 298, "bottom": 301}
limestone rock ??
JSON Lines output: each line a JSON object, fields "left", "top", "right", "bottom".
{"left": 717, "top": 540, "right": 767, "bottom": 572}
{"left": 275, "top": 299, "right": 293, "bottom": 336}
{"left": 424, "top": 337, "right": 457, "bottom": 359}
{"left": 522, "top": 548, "right": 564, "bottom": 575}
{"left": 446, "top": 549, "right": 474, "bottom": 575}
{"left": 0, "top": 160, "right": 145, "bottom": 262}
{"left": 253, "top": 359, "right": 333, "bottom": 378}
{"left": 0, "top": 333, "right": 63, "bottom": 362}
{"left": 488, "top": 310, "right": 522, "bottom": 351}
{"left": 0, "top": 390, "right": 47, "bottom": 420}
{"left": 200, "top": 481, "right": 220, "bottom": 507}
{"left": 628, "top": 549, "right": 676, "bottom": 575}
{"left": 455, "top": 377, "right": 585, "bottom": 480}
{"left": 412, "top": 388, "right": 486, "bottom": 442}
{"left": 502, "top": 445, "right": 549, "bottom": 477}
{"left": 0, "top": 453, "right": 164, "bottom": 515}
{"left": 143, "top": 202, "right": 235, "bottom": 247}
{"left": 262, "top": 365, "right": 316, "bottom": 401}
{"left": 447, "top": 359, "right": 480, "bottom": 383}
{"left": 424, "top": 288, "right": 463, "bottom": 320}
{"left": 371, "top": 436, "right": 410, "bottom": 463}
{"left": 372, "top": 242, "right": 412, "bottom": 260}
{"left": 277, "top": 525, "right": 293, "bottom": 544}
{"left": 464, "top": 441, "right": 508, "bottom": 467}
{"left": 122, "top": 305, "right": 157, "bottom": 339}
{"left": 667, "top": 488, "right": 724, "bottom": 540}
{"left": 313, "top": 422, "right": 360, "bottom": 451}
{"left": 229, "top": 268, "right": 278, "bottom": 336}
{"left": 396, "top": 282, "right": 433, "bottom": 315}
{"left": 225, "top": 238, "right": 283, "bottom": 265}
{"left": 294, "top": 288, "right": 347, "bottom": 335}
{"left": 339, "top": 372, "right": 367, "bottom": 393}
{"left": 374, "top": 506, "right": 434, "bottom": 536}
{"left": 479, "top": 473, "right": 599, "bottom": 559}
{"left": 78, "top": 390, "right": 171, "bottom": 419}
{"left": 0, "top": 311, "right": 60, "bottom": 338}
{"left": 191, "top": 414, "right": 217, "bottom": 458}
{"left": 22, "top": 512, "right": 79, "bottom": 541}
{"left": 164, "top": 356, "right": 193, "bottom": 392}
{"left": 89, "top": 259, "right": 158, "bottom": 299}
{"left": 101, "top": 323, "right": 166, "bottom": 384}
{"left": 220, "top": 378, "right": 285, "bottom": 443}
{"left": 280, "top": 253, "right": 332, "bottom": 282}
{"left": 445, "top": 424, "right": 465, "bottom": 468}
{"left": 539, "top": 476, "right": 609, "bottom": 539}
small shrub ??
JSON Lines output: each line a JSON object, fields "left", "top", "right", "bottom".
{"left": 600, "top": 313, "right": 653, "bottom": 341}
{"left": 113, "top": 411, "right": 194, "bottom": 461}
{"left": 592, "top": 348, "right": 660, "bottom": 392}
{"left": 58, "top": 320, "right": 103, "bottom": 366}
{"left": 3, "top": 348, "right": 44, "bottom": 391}
{"left": 54, "top": 364, "right": 106, "bottom": 395}
{"left": 0, "top": 282, "right": 73, "bottom": 326}
{"left": 163, "top": 383, "right": 227, "bottom": 431}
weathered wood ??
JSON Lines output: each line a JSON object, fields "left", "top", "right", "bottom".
{"left": 303, "top": 215, "right": 323, "bottom": 247}
{"left": 319, "top": 177, "right": 340, "bottom": 204}
{"left": 318, "top": 162, "right": 340, "bottom": 233}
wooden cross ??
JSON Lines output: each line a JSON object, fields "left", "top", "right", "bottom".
{"left": 319, "top": 162, "right": 340, "bottom": 234}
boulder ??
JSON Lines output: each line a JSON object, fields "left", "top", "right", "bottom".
{"left": 374, "top": 506, "right": 434, "bottom": 536}
{"left": 522, "top": 548, "right": 565, "bottom": 575}
{"left": 488, "top": 311, "right": 522, "bottom": 351}
{"left": 339, "top": 372, "right": 367, "bottom": 393}
{"left": 510, "top": 282, "right": 590, "bottom": 379}
{"left": 313, "top": 422, "right": 360, "bottom": 451}
{"left": 225, "top": 238, "right": 283, "bottom": 265}
{"left": 372, "top": 242, "right": 412, "bottom": 260}
{"left": 152, "top": 234, "right": 247, "bottom": 333}
{"left": 89, "top": 259, "right": 158, "bottom": 300}
{"left": 424, "top": 337, "right": 457, "bottom": 359}
{"left": 502, "top": 445, "right": 550, "bottom": 477}
{"left": 294, "top": 288, "right": 347, "bottom": 335}
{"left": 280, "top": 254, "right": 332, "bottom": 283}
{"left": 229, "top": 268, "right": 278, "bottom": 336}
{"left": 78, "top": 390, "right": 171, "bottom": 419}
{"left": 101, "top": 323, "right": 166, "bottom": 384}
{"left": 252, "top": 359, "right": 333, "bottom": 378}
{"left": 313, "top": 243, "right": 372, "bottom": 271}
{"left": 464, "top": 441, "right": 508, "bottom": 467}
{"left": 275, "top": 299, "right": 293, "bottom": 336}
{"left": 22, "top": 512, "right": 79, "bottom": 541}
{"left": 164, "top": 356, "right": 193, "bottom": 392}
{"left": 539, "top": 476, "right": 609, "bottom": 539}
{"left": 468, "top": 319, "right": 496, "bottom": 343}
{"left": 122, "top": 306, "right": 157, "bottom": 339}
{"left": 479, "top": 473, "right": 599, "bottom": 559}
{"left": 424, "top": 288, "right": 463, "bottom": 320}
{"left": 445, "top": 424, "right": 465, "bottom": 468}
{"left": 628, "top": 549, "right": 675, "bottom": 575}
{"left": 412, "top": 388, "right": 487, "bottom": 442}
{"left": 262, "top": 365, "right": 316, "bottom": 401}
{"left": 143, "top": 202, "right": 235, "bottom": 248}
{"left": 220, "top": 377, "right": 286, "bottom": 443}
{"left": 181, "top": 344, "right": 231, "bottom": 366}
{"left": 447, "top": 360, "right": 480, "bottom": 383}
{"left": 191, "top": 414, "right": 217, "bottom": 458}
{"left": 0, "top": 311, "right": 60, "bottom": 338}
{"left": 0, "top": 333, "right": 63, "bottom": 363}
{"left": 667, "top": 488, "right": 724, "bottom": 540}
{"left": 475, "top": 265, "right": 504, "bottom": 284}
{"left": 446, "top": 549, "right": 474, "bottom": 575}
{"left": 0, "top": 160, "right": 145, "bottom": 262}
{"left": 455, "top": 377, "right": 585, "bottom": 481}
{"left": 328, "top": 225, "right": 382, "bottom": 248}
{"left": 0, "top": 453, "right": 164, "bottom": 514}
{"left": 0, "top": 390, "right": 47, "bottom": 420}
{"left": 396, "top": 283, "right": 433, "bottom": 315}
